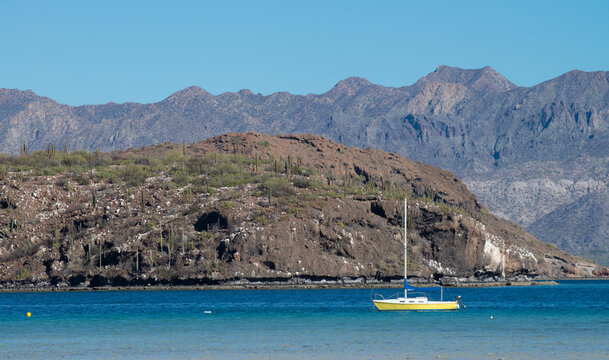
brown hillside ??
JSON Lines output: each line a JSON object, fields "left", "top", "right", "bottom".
{"left": 0, "top": 133, "right": 606, "bottom": 289}
{"left": 133, "top": 133, "right": 478, "bottom": 210}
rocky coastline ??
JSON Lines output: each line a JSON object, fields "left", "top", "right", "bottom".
{"left": 0, "top": 276, "right": 562, "bottom": 293}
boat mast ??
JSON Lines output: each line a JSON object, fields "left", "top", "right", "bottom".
{"left": 404, "top": 198, "right": 408, "bottom": 299}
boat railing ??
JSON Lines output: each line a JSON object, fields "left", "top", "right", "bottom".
{"left": 372, "top": 292, "right": 402, "bottom": 300}
{"left": 373, "top": 290, "right": 435, "bottom": 300}
{"left": 406, "top": 291, "right": 430, "bottom": 298}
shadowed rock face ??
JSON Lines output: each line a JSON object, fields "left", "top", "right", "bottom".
{"left": 0, "top": 133, "right": 605, "bottom": 288}
{"left": 2, "top": 67, "right": 609, "bottom": 263}
{"left": 194, "top": 211, "right": 228, "bottom": 232}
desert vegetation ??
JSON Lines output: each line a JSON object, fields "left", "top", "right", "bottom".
{"left": 0, "top": 134, "right": 600, "bottom": 288}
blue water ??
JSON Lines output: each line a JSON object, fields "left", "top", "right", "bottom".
{"left": 1, "top": 281, "right": 609, "bottom": 359}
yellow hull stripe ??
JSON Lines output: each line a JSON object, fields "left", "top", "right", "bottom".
{"left": 373, "top": 300, "right": 459, "bottom": 311}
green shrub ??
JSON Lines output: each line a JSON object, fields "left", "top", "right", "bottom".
{"left": 217, "top": 201, "right": 234, "bottom": 210}
{"left": 118, "top": 164, "right": 150, "bottom": 187}
{"left": 261, "top": 176, "right": 292, "bottom": 196}
{"left": 61, "top": 152, "right": 88, "bottom": 167}
{"left": 74, "top": 174, "right": 91, "bottom": 185}
{"left": 198, "top": 231, "right": 213, "bottom": 241}
{"left": 292, "top": 176, "right": 319, "bottom": 189}
{"left": 306, "top": 167, "right": 317, "bottom": 177}
{"left": 171, "top": 170, "right": 191, "bottom": 187}
{"left": 16, "top": 268, "right": 30, "bottom": 280}
{"left": 324, "top": 191, "right": 344, "bottom": 199}
{"left": 211, "top": 161, "right": 240, "bottom": 176}
{"left": 163, "top": 150, "right": 188, "bottom": 167}
{"left": 186, "top": 157, "right": 207, "bottom": 175}
{"left": 209, "top": 173, "right": 248, "bottom": 187}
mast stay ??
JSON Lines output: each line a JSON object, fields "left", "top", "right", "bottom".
{"left": 404, "top": 198, "right": 408, "bottom": 299}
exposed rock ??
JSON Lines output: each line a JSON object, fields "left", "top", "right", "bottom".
{"left": 0, "top": 133, "right": 605, "bottom": 289}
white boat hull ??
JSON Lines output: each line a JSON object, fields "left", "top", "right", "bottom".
{"left": 373, "top": 297, "right": 460, "bottom": 311}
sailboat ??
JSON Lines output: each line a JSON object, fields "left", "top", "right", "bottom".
{"left": 373, "top": 199, "right": 463, "bottom": 311}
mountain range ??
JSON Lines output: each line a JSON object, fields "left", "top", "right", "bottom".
{"left": 2, "top": 65, "right": 609, "bottom": 263}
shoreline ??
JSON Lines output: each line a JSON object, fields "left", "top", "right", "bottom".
{"left": 0, "top": 279, "right": 566, "bottom": 293}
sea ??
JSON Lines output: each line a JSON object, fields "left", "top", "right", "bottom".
{"left": 1, "top": 280, "right": 608, "bottom": 359}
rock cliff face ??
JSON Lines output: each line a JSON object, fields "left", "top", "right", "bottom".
{"left": 0, "top": 133, "right": 605, "bottom": 288}
{"left": 2, "top": 67, "right": 609, "bottom": 263}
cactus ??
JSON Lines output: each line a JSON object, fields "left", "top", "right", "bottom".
{"left": 159, "top": 227, "right": 163, "bottom": 254}
{"left": 46, "top": 144, "right": 57, "bottom": 159}
{"left": 53, "top": 219, "right": 59, "bottom": 250}
{"left": 295, "top": 155, "right": 302, "bottom": 175}
{"left": 287, "top": 155, "right": 293, "bottom": 177}
{"left": 168, "top": 226, "right": 175, "bottom": 268}
{"left": 326, "top": 168, "right": 335, "bottom": 185}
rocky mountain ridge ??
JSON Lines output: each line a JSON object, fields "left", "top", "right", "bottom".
{"left": 2, "top": 66, "right": 609, "bottom": 263}
{"left": 1, "top": 133, "right": 605, "bottom": 289}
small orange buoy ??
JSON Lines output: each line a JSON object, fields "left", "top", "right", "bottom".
{"left": 26, "top": 312, "right": 31, "bottom": 317}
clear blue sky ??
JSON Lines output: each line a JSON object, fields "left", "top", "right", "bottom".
{"left": 1, "top": 0, "right": 608, "bottom": 105}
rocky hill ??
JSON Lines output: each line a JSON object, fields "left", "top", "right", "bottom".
{"left": 0, "top": 133, "right": 605, "bottom": 289}
{"left": 2, "top": 66, "right": 609, "bottom": 263}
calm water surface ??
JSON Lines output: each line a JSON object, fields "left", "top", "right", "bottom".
{"left": 1, "top": 281, "right": 608, "bottom": 359}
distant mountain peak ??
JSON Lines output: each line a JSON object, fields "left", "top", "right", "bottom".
{"left": 420, "top": 65, "right": 516, "bottom": 92}
{"left": 237, "top": 89, "right": 254, "bottom": 96}
{"left": 336, "top": 76, "right": 372, "bottom": 88}
{"left": 551, "top": 69, "right": 609, "bottom": 85}
{"left": 175, "top": 86, "right": 210, "bottom": 96}
{"left": 0, "top": 88, "right": 51, "bottom": 108}
{"left": 323, "top": 77, "right": 372, "bottom": 99}
{"left": 162, "top": 86, "right": 212, "bottom": 104}
{"left": 0, "top": 88, "right": 38, "bottom": 100}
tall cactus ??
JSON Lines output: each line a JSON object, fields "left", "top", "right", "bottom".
{"left": 92, "top": 190, "right": 97, "bottom": 210}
